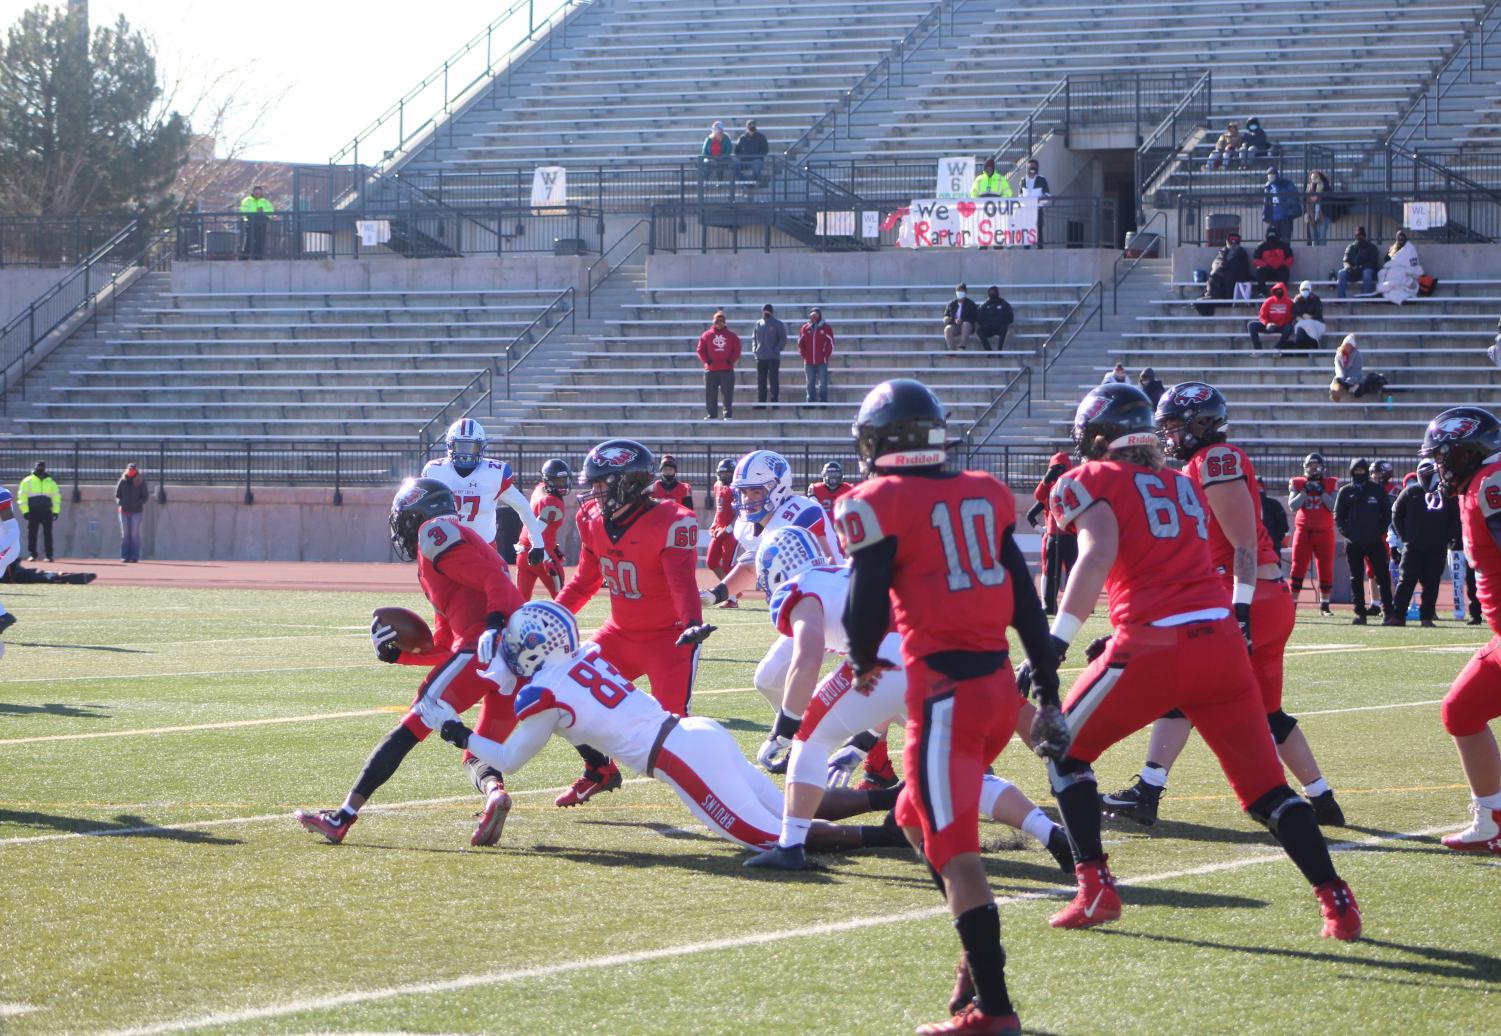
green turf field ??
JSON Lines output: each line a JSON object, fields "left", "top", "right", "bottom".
{"left": 1, "top": 583, "right": 1497, "bottom": 1035}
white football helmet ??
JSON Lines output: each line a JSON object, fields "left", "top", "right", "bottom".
{"left": 445, "top": 418, "right": 487, "bottom": 468}
{"left": 501, "top": 601, "right": 579, "bottom": 678}
{"left": 732, "top": 449, "right": 793, "bottom": 523}
{"left": 754, "top": 526, "right": 826, "bottom": 596}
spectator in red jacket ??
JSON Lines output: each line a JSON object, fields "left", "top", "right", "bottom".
{"left": 1252, "top": 227, "right": 1294, "bottom": 295}
{"left": 797, "top": 307, "right": 834, "bottom": 403}
{"left": 697, "top": 310, "right": 741, "bottom": 420}
{"left": 1247, "top": 282, "right": 1294, "bottom": 351}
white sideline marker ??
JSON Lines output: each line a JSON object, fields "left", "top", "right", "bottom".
{"left": 0, "top": 1003, "right": 38, "bottom": 1017}
{"left": 92, "top": 825, "right": 1450, "bottom": 1036}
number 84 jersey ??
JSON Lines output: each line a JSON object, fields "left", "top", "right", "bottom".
{"left": 1049, "top": 459, "right": 1228, "bottom": 627}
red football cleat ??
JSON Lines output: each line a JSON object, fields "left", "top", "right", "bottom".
{"left": 948, "top": 953, "right": 974, "bottom": 1014}
{"left": 1050, "top": 855, "right": 1122, "bottom": 929}
{"left": 1440, "top": 803, "right": 1501, "bottom": 854}
{"left": 293, "top": 808, "right": 355, "bottom": 844}
{"left": 857, "top": 758, "right": 900, "bottom": 791}
{"left": 1315, "top": 878, "right": 1362, "bottom": 941}
{"left": 916, "top": 1004, "right": 1021, "bottom": 1036}
{"left": 555, "top": 761, "right": 623, "bottom": 807}
{"left": 471, "top": 786, "right": 512, "bottom": 847}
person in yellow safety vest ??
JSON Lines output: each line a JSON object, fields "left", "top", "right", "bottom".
{"left": 970, "top": 157, "right": 1013, "bottom": 198}
{"left": 17, "top": 460, "right": 62, "bottom": 562}
{"left": 239, "top": 184, "right": 274, "bottom": 259}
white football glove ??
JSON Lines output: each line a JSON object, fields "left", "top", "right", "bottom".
{"left": 826, "top": 743, "right": 869, "bottom": 788}
{"left": 416, "top": 695, "right": 460, "bottom": 733}
{"left": 756, "top": 735, "right": 793, "bottom": 774}
{"left": 699, "top": 589, "right": 717, "bottom": 605}
{"left": 476, "top": 628, "right": 501, "bottom": 666}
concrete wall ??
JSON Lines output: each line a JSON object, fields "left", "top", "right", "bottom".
{"left": 647, "top": 248, "right": 1118, "bottom": 288}
{"left": 170, "top": 256, "right": 593, "bottom": 295}
{"left": 0, "top": 268, "right": 71, "bottom": 327}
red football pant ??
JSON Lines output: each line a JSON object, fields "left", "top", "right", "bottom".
{"left": 1248, "top": 578, "right": 1297, "bottom": 712}
{"left": 1063, "top": 618, "right": 1285, "bottom": 810}
{"left": 706, "top": 530, "right": 737, "bottom": 577}
{"left": 1442, "top": 635, "right": 1501, "bottom": 737}
{"left": 593, "top": 621, "right": 702, "bottom": 715}
{"left": 895, "top": 658, "right": 1020, "bottom": 871}
{"left": 399, "top": 651, "right": 518, "bottom": 750}
{"left": 517, "top": 558, "right": 561, "bottom": 600}
{"left": 1289, "top": 525, "right": 1335, "bottom": 598}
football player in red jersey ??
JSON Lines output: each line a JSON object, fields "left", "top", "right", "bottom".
{"left": 1101, "top": 382, "right": 1345, "bottom": 828}
{"left": 706, "top": 458, "right": 739, "bottom": 595}
{"left": 650, "top": 454, "right": 695, "bottom": 509}
{"left": 516, "top": 459, "right": 570, "bottom": 600}
{"left": 1288, "top": 452, "right": 1338, "bottom": 614}
{"left": 293, "top": 478, "right": 525, "bottom": 847}
{"left": 552, "top": 439, "right": 716, "bottom": 807}
{"left": 1042, "top": 384, "right": 1360, "bottom": 940}
{"left": 808, "top": 461, "right": 852, "bottom": 517}
{"left": 1419, "top": 408, "right": 1501, "bottom": 853}
{"left": 835, "top": 380, "right": 1063, "bottom": 1036}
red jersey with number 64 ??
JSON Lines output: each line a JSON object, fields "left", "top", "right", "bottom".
{"left": 1050, "top": 460, "right": 1228, "bottom": 627}
{"left": 1460, "top": 456, "right": 1501, "bottom": 636}
{"left": 557, "top": 499, "right": 704, "bottom": 634}
{"left": 836, "top": 471, "right": 1015, "bottom": 666}
{"left": 1185, "top": 443, "right": 1279, "bottom": 577}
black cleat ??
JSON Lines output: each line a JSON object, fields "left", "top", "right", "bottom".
{"left": 1046, "top": 826, "right": 1077, "bottom": 874}
{"left": 1351, "top": 614, "right": 1367, "bottom": 625}
{"left": 1309, "top": 790, "right": 1347, "bottom": 827}
{"left": 1319, "top": 602, "right": 1334, "bottom": 616}
{"left": 1101, "top": 780, "right": 1160, "bottom": 826}
{"left": 0, "top": 612, "right": 16, "bottom": 636}
{"left": 743, "top": 844, "right": 808, "bottom": 870}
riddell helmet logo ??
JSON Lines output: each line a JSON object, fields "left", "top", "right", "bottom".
{"left": 1433, "top": 415, "right": 1481, "bottom": 441}
{"left": 1175, "top": 384, "right": 1213, "bottom": 404}
{"left": 592, "top": 446, "right": 636, "bottom": 467}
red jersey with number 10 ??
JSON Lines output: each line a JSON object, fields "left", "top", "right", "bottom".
{"left": 1050, "top": 460, "right": 1228, "bottom": 627}
{"left": 836, "top": 471, "right": 1015, "bottom": 666}
{"left": 1460, "top": 456, "right": 1501, "bottom": 636}
{"left": 1185, "top": 443, "right": 1279, "bottom": 577}
{"left": 558, "top": 499, "right": 703, "bottom": 634}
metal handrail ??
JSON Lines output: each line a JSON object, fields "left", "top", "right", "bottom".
{"left": 1037, "top": 281, "right": 1104, "bottom": 396}
{"left": 418, "top": 369, "right": 492, "bottom": 449}
{"left": 1388, "top": 0, "right": 1501, "bottom": 149}
{"left": 586, "top": 219, "right": 649, "bottom": 317}
{"left": 965, "top": 366, "right": 1033, "bottom": 452}
{"left": 986, "top": 78, "right": 1067, "bottom": 168}
{"left": 330, "top": 0, "right": 582, "bottom": 174}
{"left": 1111, "top": 209, "right": 1166, "bottom": 315}
{"left": 502, "top": 286, "right": 575, "bottom": 398}
{"left": 1398, "top": 145, "right": 1501, "bottom": 202}
{"left": 1135, "top": 70, "right": 1213, "bottom": 207}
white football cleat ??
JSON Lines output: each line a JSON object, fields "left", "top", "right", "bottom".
{"left": 1441, "top": 802, "right": 1501, "bottom": 854}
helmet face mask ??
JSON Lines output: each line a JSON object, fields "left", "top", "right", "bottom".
{"left": 1153, "top": 382, "right": 1228, "bottom": 461}
{"left": 658, "top": 455, "right": 678, "bottom": 487}
{"left": 731, "top": 450, "right": 793, "bottom": 522}
{"left": 388, "top": 477, "right": 459, "bottom": 561}
{"left": 822, "top": 461, "right": 843, "bottom": 488}
{"left": 716, "top": 458, "right": 735, "bottom": 483}
{"left": 501, "top": 601, "right": 580, "bottom": 678}
{"left": 1304, "top": 452, "right": 1324, "bottom": 479}
{"left": 579, "top": 439, "right": 655, "bottom": 517}
{"left": 755, "top": 526, "right": 826, "bottom": 596}
{"left": 445, "top": 418, "right": 487, "bottom": 470}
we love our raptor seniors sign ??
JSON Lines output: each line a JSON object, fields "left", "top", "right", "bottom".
{"left": 895, "top": 197, "right": 1039, "bottom": 249}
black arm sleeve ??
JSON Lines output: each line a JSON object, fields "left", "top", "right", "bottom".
{"left": 1001, "top": 529, "right": 1055, "bottom": 675}
{"left": 844, "top": 536, "right": 896, "bottom": 671}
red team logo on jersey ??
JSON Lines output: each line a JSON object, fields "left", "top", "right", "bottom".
{"left": 592, "top": 446, "right": 636, "bottom": 467}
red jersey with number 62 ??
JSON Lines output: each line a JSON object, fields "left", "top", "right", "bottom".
{"left": 1460, "top": 456, "right": 1501, "bottom": 636}
{"left": 557, "top": 499, "right": 703, "bottom": 634}
{"left": 836, "top": 471, "right": 1015, "bottom": 666}
{"left": 1050, "top": 460, "right": 1227, "bottom": 627}
{"left": 1185, "top": 443, "right": 1279, "bottom": 577}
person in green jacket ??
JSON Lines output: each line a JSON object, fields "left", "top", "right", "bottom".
{"left": 17, "top": 461, "right": 61, "bottom": 562}
{"left": 970, "top": 158, "right": 1013, "bottom": 199}
{"left": 239, "top": 184, "right": 274, "bottom": 259}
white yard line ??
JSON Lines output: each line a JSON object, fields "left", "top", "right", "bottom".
{"left": 91, "top": 825, "right": 1448, "bottom": 1036}
{"left": 0, "top": 709, "right": 399, "bottom": 746}
{"left": 2, "top": 664, "right": 368, "bottom": 685}
{"left": 0, "top": 779, "right": 652, "bottom": 848}
{"left": 1300, "top": 699, "right": 1443, "bottom": 717}
{"left": 0, "top": 1003, "right": 38, "bottom": 1017}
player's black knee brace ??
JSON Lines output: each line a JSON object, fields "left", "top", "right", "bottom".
{"left": 464, "top": 754, "right": 503, "bottom": 794}
{"left": 1267, "top": 709, "right": 1298, "bottom": 744}
{"left": 1246, "top": 785, "right": 1308, "bottom": 836}
{"left": 1047, "top": 757, "right": 1095, "bottom": 794}
{"left": 1162, "top": 708, "right": 1187, "bottom": 720}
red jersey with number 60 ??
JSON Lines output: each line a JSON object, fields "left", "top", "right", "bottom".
{"left": 517, "top": 484, "right": 566, "bottom": 555}
{"left": 1185, "top": 443, "right": 1279, "bottom": 577}
{"left": 557, "top": 499, "right": 704, "bottom": 634}
{"left": 836, "top": 471, "right": 1016, "bottom": 666}
{"left": 1050, "top": 460, "right": 1228, "bottom": 627}
{"left": 1460, "top": 457, "right": 1501, "bottom": 636}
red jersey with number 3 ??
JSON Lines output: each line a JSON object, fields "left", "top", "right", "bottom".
{"left": 404, "top": 517, "right": 524, "bottom": 660}
{"left": 1185, "top": 443, "right": 1279, "bottom": 576}
{"left": 1460, "top": 456, "right": 1501, "bottom": 636}
{"left": 517, "top": 484, "right": 566, "bottom": 554}
{"left": 1050, "top": 460, "right": 1227, "bottom": 627}
{"left": 558, "top": 499, "right": 704, "bottom": 634}
{"left": 836, "top": 471, "right": 1016, "bottom": 666}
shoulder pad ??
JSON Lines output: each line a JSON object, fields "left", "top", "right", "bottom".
{"left": 514, "top": 684, "right": 568, "bottom": 725}
{"left": 1477, "top": 467, "right": 1501, "bottom": 519}
{"left": 1198, "top": 444, "right": 1247, "bottom": 485}
{"left": 418, "top": 518, "right": 464, "bottom": 561}
{"left": 770, "top": 580, "right": 821, "bottom": 638}
{"left": 788, "top": 500, "right": 826, "bottom": 531}
{"left": 1049, "top": 472, "right": 1097, "bottom": 531}
{"left": 665, "top": 512, "right": 699, "bottom": 550}
{"left": 420, "top": 459, "right": 441, "bottom": 475}
{"left": 834, "top": 493, "right": 887, "bottom": 553}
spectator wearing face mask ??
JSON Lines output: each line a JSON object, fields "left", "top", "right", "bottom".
{"left": 733, "top": 119, "right": 769, "bottom": 183}
{"left": 1388, "top": 460, "right": 1458, "bottom": 627}
{"left": 1238, "top": 117, "right": 1276, "bottom": 167}
{"left": 976, "top": 286, "right": 1013, "bottom": 351}
{"left": 696, "top": 310, "right": 741, "bottom": 419}
{"left": 1262, "top": 166, "right": 1302, "bottom": 241}
{"left": 942, "top": 283, "right": 978, "bottom": 350}
{"left": 1378, "top": 230, "right": 1423, "bottom": 305}
{"left": 1337, "top": 226, "right": 1381, "bottom": 298}
{"left": 1335, "top": 457, "right": 1394, "bottom": 624}
{"left": 1290, "top": 280, "right": 1325, "bottom": 351}
{"left": 1137, "top": 367, "right": 1166, "bottom": 407}
{"left": 1252, "top": 227, "right": 1294, "bottom": 295}
{"left": 751, "top": 303, "right": 787, "bottom": 405}
{"left": 797, "top": 307, "right": 834, "bottom": 403}
{"left": 1197, "top": 232, "right": 1252, "bottom": 314}
{"left": 1247, "top": 282, "right": 1295, "bottom": 351}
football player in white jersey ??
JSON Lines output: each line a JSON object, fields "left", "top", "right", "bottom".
{"left": 742, "top": 527, "right": 1074, "bottom": 872}
{"left": 0, "top": 486, "right": 19, "bottom": 657}
{"left": 421, "top": 418, "right": 554, "bottom": 573}
{"left": 698, "top": 449, "right": 845, "bottom": 711}
{"left": 418, "top": 601, "right": 906, "bottom": 853}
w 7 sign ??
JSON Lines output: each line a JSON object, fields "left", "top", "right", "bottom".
{"left": 896, "top": 197, "right": 1039, "bottom": 249}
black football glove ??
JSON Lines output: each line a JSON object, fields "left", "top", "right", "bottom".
{"left": 675, "top": 623, "right": 718, "bottom": 647}
{"left": 371, "top": 618, "right": 401, "bottom": 664}
{"left": 1031, "top": 701, "right": 1071, "bottom": 762}
{"left": 439, "top": 719, "right": 472, "bottom": 750}
{"left": 851, "top": 656, "right": 897, "bottom": 695}
{"left": 1083, "top": 635, "right": 1111, "bottom": 663}
{"left": 526, "top": 546, "right": 547, "bottom": 567}
{"left": 1234, "top": 602, "right": 1253, "bottom": 652}
{"left": 1015, "top": 635, "right": 1068, "bottom": 705}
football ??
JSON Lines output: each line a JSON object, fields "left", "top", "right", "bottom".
{"left": 371, "top": 606, "right": 434, "bottom": 654}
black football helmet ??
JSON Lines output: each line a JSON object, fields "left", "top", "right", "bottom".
{"left": 579, "top": 439, "right": 655, "bottom": 516}
{"left": 1419, "top": 406, "right": 1501, "bottom": 494}
{"left": 1155, "top": 381, "right": 1229, "bottom": 461}
{"left": 822, "top": 461, "right": 844, "bottom": 488}
{"left": 851, "top": 379, "right": 947, "bottom": 473}
{"left": 1303, "top": 452, "right": 1325, "bottom": 478}
{"left": 1072, "top": 383, "right": 1157, "bottom": 460}
{"left": 716, "top": 457, "right": 735, "bottom": 483}
{"left": 658, "top": 453, "right": 679, "bottom": 486}
{"left": 541, "top": 458, "right": 571, "bottom": 494}
{"left": 1373, "top": 459, "right": 1394, "bottom": 483}
{"left": 389, "top": 477, "right": 458, "bottom": 562}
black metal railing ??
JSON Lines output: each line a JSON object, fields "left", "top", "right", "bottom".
{"left": 987, "top": 78, "right": 1067, "bottom": 170}
{"left": 1134, "top": 70, "right": 1213, "bottom": 217}
{"left": 500, "top": 286, "right": 575, "bottom": 400}
{"left": 1066, "top": 72, "right": 1204, "bottom": 136}
{"left": 1388, "top": 0, "right": 1501, "bottom": 150}
{"left": 417, "top": 370, "right": 493, "bottom": 452}
{"left": 586, "top": 219, "right": 649, "bottom": 317}
{"left": 1040, "top": 281, "right": 1104, "bottom": 395}
{"left": 964, "top": 366, "right": 1033, "bottom": 452}
{"left": 173, "top": 207, "right": 604, "bottom": 260}
{"left": 1176, "top": 189, "right": 1501, "bottom": 245}
{"left": 0, "top": 216, "right": 136, "bottom": 268}
{"left": 1111, "top": 210, "right": 1165, "bottom": 315}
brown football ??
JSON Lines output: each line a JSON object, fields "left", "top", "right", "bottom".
{"left": 371, "top": 606, "right": 435, "bottom": 654}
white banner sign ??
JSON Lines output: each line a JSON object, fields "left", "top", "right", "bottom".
{"left": 936, "top": 156, "right": 974, "bottom": 199}
{"left": 1403, "top": 201, "right": 1447, "bottom": 231}
{"left": 861, "top": 210, "right": 880, "bottom": 238}
{"left": 817, "top": 210, "right": 855, "bottom": 236}
{"left": 531, "top": 165, "right": 567, "bottom": 206}
{"left": 896, "top": 197, "right": 1039, "bottom": 249}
